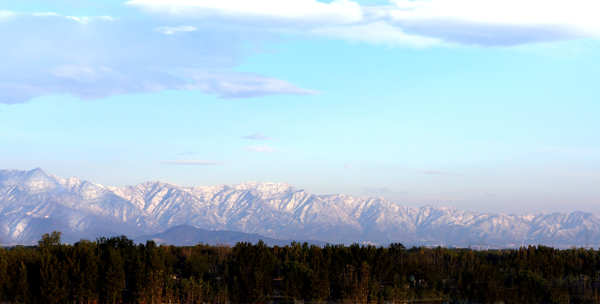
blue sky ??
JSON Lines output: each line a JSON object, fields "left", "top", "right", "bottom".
{"left": 1, "top": 0, "right": 599, "bottom": 214}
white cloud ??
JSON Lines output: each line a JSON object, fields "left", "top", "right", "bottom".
{"left": 243, "top": 145, "right": 281, "bottom": 153}
{"left": 385, "top": 167, "right": 460, "bottom": 176}
{"left": 31, "top": 12, "right": 61, "bottom": 17}
{"left": 242, "top": 133, "right": 276, "bottom": 140}
{"left": 177, "top": 70, "right": 320, "bottom": 98}
{"left": 0, "top": 12, "right": 318, "bottom": 104}
{"left": 155, "top": 25, "right": 197, "bottom": 34}
{"left": 364, "top": 187, "right": 392, "bottom": 194}
{"left": 156, "top": 160, "right": 227, "bottom": 165}
{"left": 385, "top": 167, "right": 406, "bottom": 172}
{"left": 52, "top": 65, "right": 118, "bottom": 82}
{"left": 390, "top": 0, "right": 599, "bottom": 27}
{"left": 420, "top": 170, "right": 460, "bottom": 176}
{"left": 179, "top": 151, "right": 197, "bottom": 155}
{"left": 0, "top": 11, "right": 15, "bottom": 20}
{"left": 388, "top": 0, "right": 600, "bottom": 45}
{"left": 310, "top": 21, "right": 440, "bottom": 47}
{"left": 126, "top": 0, "right": 363, "bottom": 25}
{"left": 4, "top": 0, "right": 600, "bottom": 104}
{"left": 128, "top": 0, "right": 600, "bottom": 46}
{"left": 65, "top": 15, "right": 114, "bottom": 24}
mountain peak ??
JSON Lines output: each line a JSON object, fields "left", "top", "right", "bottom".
{"left": 136, "top": 180, "right": 181, "bottom": 189}
{"left": 1, "top": 168, "right": 599, "bottom": 248}
{"left": 18, "top": 167, "right": 64, "bottom": 193}
{"left": 229, "top": 181, "right": 296, "bottom": 193}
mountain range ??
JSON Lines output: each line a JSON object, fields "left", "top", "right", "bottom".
{"left": 1, "top": 168, "right": 599, "bottom": 248}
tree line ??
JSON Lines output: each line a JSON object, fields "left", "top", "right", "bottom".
{"left": 1, "top": 231, "right": 600, "bottom": 303}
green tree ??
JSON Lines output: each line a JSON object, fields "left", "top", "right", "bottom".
{"left": 14, "top": 262, "right": 29, "bottom": 304}
{"left": 281, "top": 261, "right": 310, "bottom": 300}
{"left": 130, "top": 249, "right": 147, "bottom": 303}
{"left": 0, "top": 250, "right": 7, "bottom": 301}
{"left": 515, "top": 270, "right": 548, "bottom": 303}
{"left": 39, "top": 253, "right": 69, "bottom": 303}
{"left": 143, "top": 241, "right": 166, "bottom": 303}
{"left": 99, "top": 247, "right": 125, "bottom": 303}
{"left": 70, "top": 239, "right": 99, "bottom": 302}
{"left": 227, "top": 240, "right": 276, "bottom": 303}
{"left": 38, "top": 231, "right": 62, "bottom": 250}
{"left": 307, "top": 245, "right": 330, "bottom": 301}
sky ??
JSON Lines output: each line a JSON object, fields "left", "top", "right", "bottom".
{"left": 0, "top": 0, "right": 599, "bottom": 215}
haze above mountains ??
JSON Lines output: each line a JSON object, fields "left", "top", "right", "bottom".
{"left": 1, "top": 168, "right": 599, "bottom": 248}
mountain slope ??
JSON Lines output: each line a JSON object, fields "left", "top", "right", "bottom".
{"left": 134, "top": 225, "right": 322, "bottom": 247}
{"left": 1, "top": 168, "right": 599, "bottom": 247}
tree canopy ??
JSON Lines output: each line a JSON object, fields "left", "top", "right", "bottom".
{"left": 0, "top": 232, "right": 599, "bottom": 303}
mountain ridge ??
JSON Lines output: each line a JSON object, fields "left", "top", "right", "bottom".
{"left": 134, "top": 224, "right": 323, "bottom": 247}
{"left": 1, "top": 168, "right": 599, "bottom": 248}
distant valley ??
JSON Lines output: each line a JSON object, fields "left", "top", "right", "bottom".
{"left": 1, "top": 168, "right": 599, "bottom": 248}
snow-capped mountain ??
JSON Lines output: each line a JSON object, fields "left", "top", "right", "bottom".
{"left": 1, "top": 168, "right": 599, "bottom": 247}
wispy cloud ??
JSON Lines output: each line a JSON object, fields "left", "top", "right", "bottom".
{"left": 155, "top": 25, "right": 197, "bottom": 35}
{"left": 243, "top": 145, "right": 281, "bottom": 153}
{"left": 242, "top": 133, "right": 277, "bottom": 140}
{"left": 388, "top": 0, "right": 600, "bottom": 46}
{"left": 4, "top": 0, "right": 600, "bottom": 103}
{"left": 126, "top": 0, "right": 363, "bottom": 25}
{"left": 385, "top": 168, "right": 404, "bottom": 172}
{"left": 364, "top": 187, "right": 392, "bottom": 194}
{"left": 179, "top": 151, "right": 197, "bottom": 155}
{"left": 128, "top": 0, "right": 600, "bottom": 46}
{"left": 156, "top": 160, "right": 227, "bottom": 165}
{"left": 0, "top": 12, "right": 320, "bottom": 104}
{"left": 386, "top": 168, "right": 460, "bottom": 176}
{"left": 0, "top": 11, "right": 15, "bottom": 20}
{"left": 310, "top": 21, "right": 440, "bottom": 47}
{"left": 31, "top": 12, "right": 60, "bottom": 17}
{"left": 178, "top": 70, "right": 321, "bottom": 99}
{"left": 413, "top": 197, "right": 464, "bottom": 202}
{"left": 420, "top": 170, "right": 460, "bottom": 176}
{"left": 536, "top": 146, "right": 600, "bottom": 157}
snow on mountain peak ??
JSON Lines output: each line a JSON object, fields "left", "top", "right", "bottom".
{"left": 227, "top": 181, "right": 296, "bottom": 193}
{"left": 1, "top": 168, "right": 600, "bottom": 248}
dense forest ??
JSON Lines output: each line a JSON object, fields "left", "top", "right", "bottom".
{"left": 1, "top": 232, "right": 600, "bottom": 303}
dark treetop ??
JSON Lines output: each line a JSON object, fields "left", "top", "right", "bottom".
{"left": 0, "top": 231, "right": 598, "bottom": 303}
